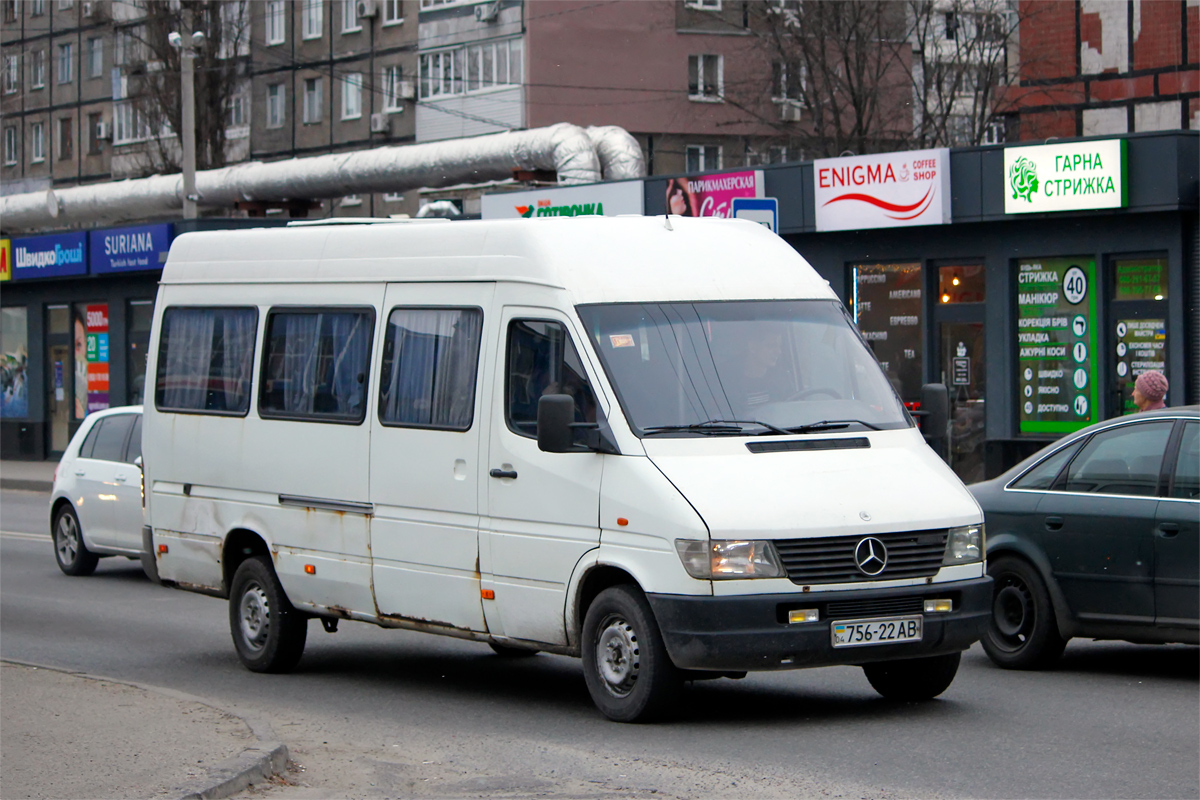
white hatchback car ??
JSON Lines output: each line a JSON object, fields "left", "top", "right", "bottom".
{"left": 50, "top": 405, "right": 147, "bottom": 576}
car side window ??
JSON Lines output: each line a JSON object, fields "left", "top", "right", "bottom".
{"left": 125, "top": 414, "right": 142, "bottom": 464}
{"left": 1060, "top": 421, "right": 1174, "bottom": 496}
{"left": 505, "top": 319, "right": 598, "bottom": 443}
{"left": 1010, "top": 440, "right": 1083, "bottom": 490}
{"left": 77, "top": 419, "right": 103, "bottom": 459}
{"left": 1169, "top": 421, "right": 1198, "bottom": 500}
{"left": 89, "top": 414, "right": 136, "bottom": 463}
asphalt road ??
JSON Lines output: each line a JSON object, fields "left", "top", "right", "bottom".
{"left": 2, "top": 488, "right": 1197, "bottom": 799}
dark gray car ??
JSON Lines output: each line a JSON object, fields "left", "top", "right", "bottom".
{"left": 969, "top": 406, "right": 1198, "bottom": 668}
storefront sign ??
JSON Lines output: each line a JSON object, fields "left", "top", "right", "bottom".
{"left": 11, "top": 232, "right": 88, "bottom": 280}
{"left": 852, "top": 262, "right": 924, "bottom": 403}
{"left": 0, "top": 239, "right": 11, "bottom": 282}
{"left": 85, "top": 303, "right": 110, "bottom": 414}
{"left": 480, "top": 181, "right": 644, "bottom": 219}
{"left": 814, "top": 149, "right": 950, "bottom": 232}
{"left": 90, "top": 223, "right": 172, "bottom": 274}
{"left": 665, "top": 170, "right": 763, "bottom": 218}
{"left": 1016, "top": 257, "right": 1099, "bottom": 434}
{"left": 1004, "top": 139, "right": 1127, "bottom": 214}
{"left": 1116, "top": 318, "right": 1166, "bottom": 414}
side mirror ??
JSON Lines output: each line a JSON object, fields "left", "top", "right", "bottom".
{"left": 918, "top": 383, "right": 949, "bottom": 462}
{"left": 537, "top": 394, "right": 576, "bottom": 453}
{"left": 133, "top": 455, "right": 143, "bottom": 469}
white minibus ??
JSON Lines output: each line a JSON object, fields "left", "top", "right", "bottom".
{"left": 142, "top": 216, "right": 990, "bottom": 721}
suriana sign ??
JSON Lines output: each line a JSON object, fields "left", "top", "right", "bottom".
{"left": 1004, "top": 139, "right": 1127, "bottom": 214}
{"left": 480, "top": 181, "right": 644, "bottom": 220}
{"left": 813, "top": 149, "right": 951, "bottom": 232}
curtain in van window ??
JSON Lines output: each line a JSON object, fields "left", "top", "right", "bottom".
{"left": 328, "top": 313, "right": 370, "bottom": 417}
{"left": 281, "top": 315, "right": 319, "bottom": 414}
{"left": 161, "top": 309, "right": 215, "bottom": 410}
{"left": 379, "top": 308, "right": 482, "bottom": 430}
{"left": 220, "top": 309, "right": 257, "bottom": 413}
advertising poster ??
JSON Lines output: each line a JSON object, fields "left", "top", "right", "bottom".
{"left": 1116, "top": 319, "right": 1167, "bottom": 414}
{"left": 1004, "top": 139, "right": 1126, "bottom": 215}
{"left": 851, "top": 263, "right": 924, "bottom": 403}
{"left": 0, "top": 239, "right": 11, "bottom": 281}
{"left": 1017, "top": 257, "right": 1099, "bottom": 434}
{"left": 1, "top": 306, "right": 29, "bottom": 418}
{"left": 85, "top": 304, "right": 110, "bottom": 415}
{"left": 814, "top": 149, "right": 950, "bottom": 232}
{"left": 481, "top": 181, "right": 644, "bottom": 219}
{"left": 89, "top": 223, "right": 172, "bottom": 274}
{"left": 664, "top": 170, "right": 763, "bottom": 218}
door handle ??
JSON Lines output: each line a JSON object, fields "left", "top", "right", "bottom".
{"left": 489, "top": 469, "right": 518, "bottom": 480}
{"left": 1044, "top": 516, "right": 1064, "bottom": 531}
{"left": 1158, "top": 523, "right": 1180, "bottom": 538}
{"left": 74, "top": 470, "right": 86, "bottom": 477}
{"left": 115, "top": 474, "right": 128, "bottom": 483}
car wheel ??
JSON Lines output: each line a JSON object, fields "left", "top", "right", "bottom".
{"left": 981, "top": 555, "right": 1067, "bottom": 669}
{"left": 863, "top": 652, "right": 961, "bottom": 701}
{"left": 581, "top": 585, "right": 682, "bottom": 723}
{"left": 53, "top": 506, "right": 98, "bottom": 577}
{"left": 228, "top": 556, "right": 308, "bottom": 673}
{"left": 488, "top": 641, "right": 539, "bottom": 658}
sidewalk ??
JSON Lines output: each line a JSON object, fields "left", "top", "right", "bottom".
{"left": 1, "top": 459, "right": 57, "bottom": 493}
{"left": 0, "top": 661, "right": 287, "bottom": 800}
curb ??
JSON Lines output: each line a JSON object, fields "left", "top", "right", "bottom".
{"left": 1, "top": 659, "right": 288, "bottom": 800}
{"left": 0, "top": 478, "right": 52, "bottom": 492}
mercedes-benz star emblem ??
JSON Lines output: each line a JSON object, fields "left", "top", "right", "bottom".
{"left": 854, "top": 537, "right": 888, "bottom": 576}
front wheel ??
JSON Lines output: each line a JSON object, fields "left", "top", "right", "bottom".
{"left": 863, "top": 652, "right": 961, "bottom": 701}
{"left": 53, "top": 506, "right": 98, "bottom": 576}
{"left": 981, "top": 556, "right": 1067, "bottom": 669}
{"left": 581, "top": 585, "right": 682, "bottom": 723}
{"left": 228, "top": 556, "right": 308, "bottom": 673}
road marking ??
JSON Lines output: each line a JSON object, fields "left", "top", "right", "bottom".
{"left": 1, "top": 531, "right": 49, "bottom": 542}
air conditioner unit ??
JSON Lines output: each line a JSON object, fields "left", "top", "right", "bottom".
{"left": 474, "top": 1, "right": 500, "bottom": 22}
{"left": 370, "top": 112, "right": 390, "bottom": 133}
{"left": 397, "top": 79, "right": 415, "bottom": 100}
{"left": 95, "top": 121, "right": 110, "bottom": 140}
{"left": 356, "top": 0, "right": 378, "bottom": 18}
{"left": 779, "top": 102, "right": 802, "bottom": 122}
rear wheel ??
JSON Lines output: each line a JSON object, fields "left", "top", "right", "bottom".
{"left": 981, "top": 556, "right": 1067, "bottom": 669}
{"left": 863, "top": 652, "right": 961, "bottom": 701}
{"left": 581, "top": 585, "right": 682, "bottom": 723}
{"left": 53, "top": 506, "right": 98, "bottom": 577}
{"left": 229, "top": 556, "right": 308, "bottom": 673}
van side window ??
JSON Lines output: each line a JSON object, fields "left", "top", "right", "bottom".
{"left": 505, "top": 320, "right": 597, "bottom": 442}
{"left": 378, "top": 307, "right": 482, "bottom": 431}
{"left": 155, "top": 307, "right": 258, "bottom": 415}
{"left": 259, "top": 308, "right": 374, "bottom": 424}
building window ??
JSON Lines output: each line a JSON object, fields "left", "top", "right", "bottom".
{"left": 265, "top": 0, "right": 286, "bottom": 45}
{"left": 3, "top": 55, "right": 17, "bottom": 93}
{"left": 383, "top": 0, "right": 403, "bottom": 24}
{"left": 686, "top": 144, "right": 721, "bottom": 172}
{"left": 342, "top": 72, "right": 362, "bottom": 119}
{"left": 114, "top": 101, "right": 151, "bottom": 144}
{"left": 419, "top": 38, "right": 523, "bottom": 99}
{"left": 383, "top": 192, "right": 404, "bottom": 202}
{"left": 227, "top": 84, "right": 248, "bottom": 128}
{"left": 30, "top": 0, "right": 45, "bottom": 15}
{"left": 87, "top": 112, "right": 102, "bottom": 153}
{"left": 303, "top": 77, "right": 322, "bottom": 123}
{"left": 302, "top": 0, "right": 323, "bottom": 39}
{"left": 58, "top": 117, "right": 72, "bottom": 160}
{"left": 30, "top": 50, "right": 45, "bottom": 89}
{"left": 3, "top": 1, "right": 16, "bottom": 23}
{"left": 59, "top": 0, "right": 74, "bottom": 8}
{"left": 30, "top": 122, "right": 44, "bottom": 162}
{"left": 685, "top": 0, "right": 721, "bottom": 8}
{"left": 382, "top": 65, "right": 404, "bottom": 111}
{"left": 340, "top": 194, "right": 362, "bottom": 207}
{"left": 688, "top": 54, "right": 722, "bottom": 101}
{"left": 341, "top": 0, "right": 360, "bottom": 32}
{"left": 266, "top": 83, "right": 284, "bottom": 128}
{"left": 3, "top": 126, "right": 17, "bottom": 165}
{"left": 944, "top": 12, "right": 958, "bottom": 40}
{"left": 57, "top": 43, "right": 73, "bottom": 84}
{"left": 772, "top": 60, "right": 804, "bottom": 103}
{"left": 86, "top": 37, "right": 103, "bottom": 78}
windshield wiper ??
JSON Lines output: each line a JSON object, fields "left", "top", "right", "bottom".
{"left": 643, "top": 419, "right": 790, "bottom": 436}
{"left": 786, "top": 419, "right": 882, "bottom": 434}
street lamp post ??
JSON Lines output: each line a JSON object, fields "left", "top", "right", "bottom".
{"left": 169, "top": 30, "right": 205, "bottom": 219}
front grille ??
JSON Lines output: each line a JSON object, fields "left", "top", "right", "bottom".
{"left": 824, "top": 596, "right": 926, "bottom": 618}
{"left": 775, "top": 529, "right": 948, "bottom": 585}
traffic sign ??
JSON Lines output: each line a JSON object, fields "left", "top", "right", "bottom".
{"left": 731, "top": 197, "right": 779, "bottom": 233}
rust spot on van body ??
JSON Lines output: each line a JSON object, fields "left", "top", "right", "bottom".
{"left": 326, "top": 605, "right": 352, "bottom": 619}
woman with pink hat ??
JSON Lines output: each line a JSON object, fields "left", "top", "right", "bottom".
{"left": 1132, "top": 370, "right": 1168, "bottom": 411}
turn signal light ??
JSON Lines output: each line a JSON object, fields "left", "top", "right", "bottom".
{"left": 157, "top": 544, "right": 168, "bottom": 554}
{"left": 481, "top": 589, "right": 495, "bottom": 600}
{"left": 304, "top": 564, "right": 316, "bottom": 575}
{"left": 788, "top": 608, "right": 819, "bottom": 624}
{"left": 924, "top": 599, "right": 953, "bottom": 613}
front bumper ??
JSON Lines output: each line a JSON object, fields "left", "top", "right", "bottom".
{"left": 647, "top": 576, "right": 992, "bottom": 672}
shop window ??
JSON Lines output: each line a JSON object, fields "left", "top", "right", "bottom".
{"left": 127, "top": 300, "right": 154, "bottom": 405}
{"left": 1, "top": 306, "right": 29, "bottom": 418}
{"left": 75, "top": 303, "right": 109, "bottom": 418}
{"left": 1113, "top": 257, "right": 1167, "bottom": 301}
{"left": 1111, "top": 255, "right": 1168, "bottom": 415}
{"left": 851, "top": 262, "right": 923, "bottom": 403}
{"left": 938, "top": 264, "right": 985, "bottom": 304}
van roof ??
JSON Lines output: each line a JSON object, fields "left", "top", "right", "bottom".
{"left": 162, "top": 216, "right": 836, "bottom": 305}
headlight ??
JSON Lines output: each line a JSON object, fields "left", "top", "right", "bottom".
{"left": 943, "top": 524, "right": 984, "bottom": 565}
{"left": 674, "top": 539, "right": 786, "bottom": 580}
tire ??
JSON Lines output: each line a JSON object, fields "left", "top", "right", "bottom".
{"left": 581, "top": 585, "right": 682, "bottom": 723}
{"left": 488, "top": 641, "right": 539, "bottom": 658}
{"left": 863, "top": 651, "right": 961, "bottom": 701}
{"left": 53, "top": 506, "right": 98, "bottom": 577}
{"left": 981, "top": 555, "right": 1067, "bottom": 669}
{"left": 228, "top": 556, "right": 308, "bottom": 673}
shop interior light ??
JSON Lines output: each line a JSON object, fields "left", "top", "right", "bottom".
{"left": 942, "top": 294, "right": 951, "bottom": 303}
{"left": 952, "top": 277, "right": 960, "bottom": 286}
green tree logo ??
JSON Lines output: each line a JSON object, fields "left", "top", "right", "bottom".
{"left": 1010, "top": 157, "right": 1039, "bottom": 202}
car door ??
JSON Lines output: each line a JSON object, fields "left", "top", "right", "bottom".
{"left": 1035, "top": 420, "right": 1174, "bottom": 627}
{"left": 1155, "top": 420, "right": 1199, "bottom": 629}
{"left": 109, "top": 413, "right": 145, "bottom": 551}
{"left": 369, "top": 285, "right": 493, "bottom": 632}
{"left": 76, "top": 412, "right": 138, "bottom": 549}
{"left": 481, "top": 303, "right": 606, "bottom": 645}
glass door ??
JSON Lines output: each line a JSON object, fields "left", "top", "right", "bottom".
{"left": 45, "top": 305, "right": 72, "bottom": 454}
{"left": 1109, "top": 256, "right": 1169, "bottom": 415}
{"left": 934, "top": 264, "right": 987, "bottom": 483}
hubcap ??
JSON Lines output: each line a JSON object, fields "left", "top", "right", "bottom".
{"left": 239, "top": 582, "right": 271, "bottom": 652}
{"left": 56, "top": 515, "right": 79, "bottom": 565}
{"left": 992, "top": 575, "right": 1033, "bottom": 647}
{"left": 595, "top": 614, "right": 639, "bottom": 697}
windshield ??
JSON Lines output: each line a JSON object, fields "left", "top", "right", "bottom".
{"left": 577, "top": 300, "right": 911, "bottom": 436}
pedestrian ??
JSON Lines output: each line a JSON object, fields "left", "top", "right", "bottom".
{"left": 1132, "top": 370, "right": 1168, "bottom": 411}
